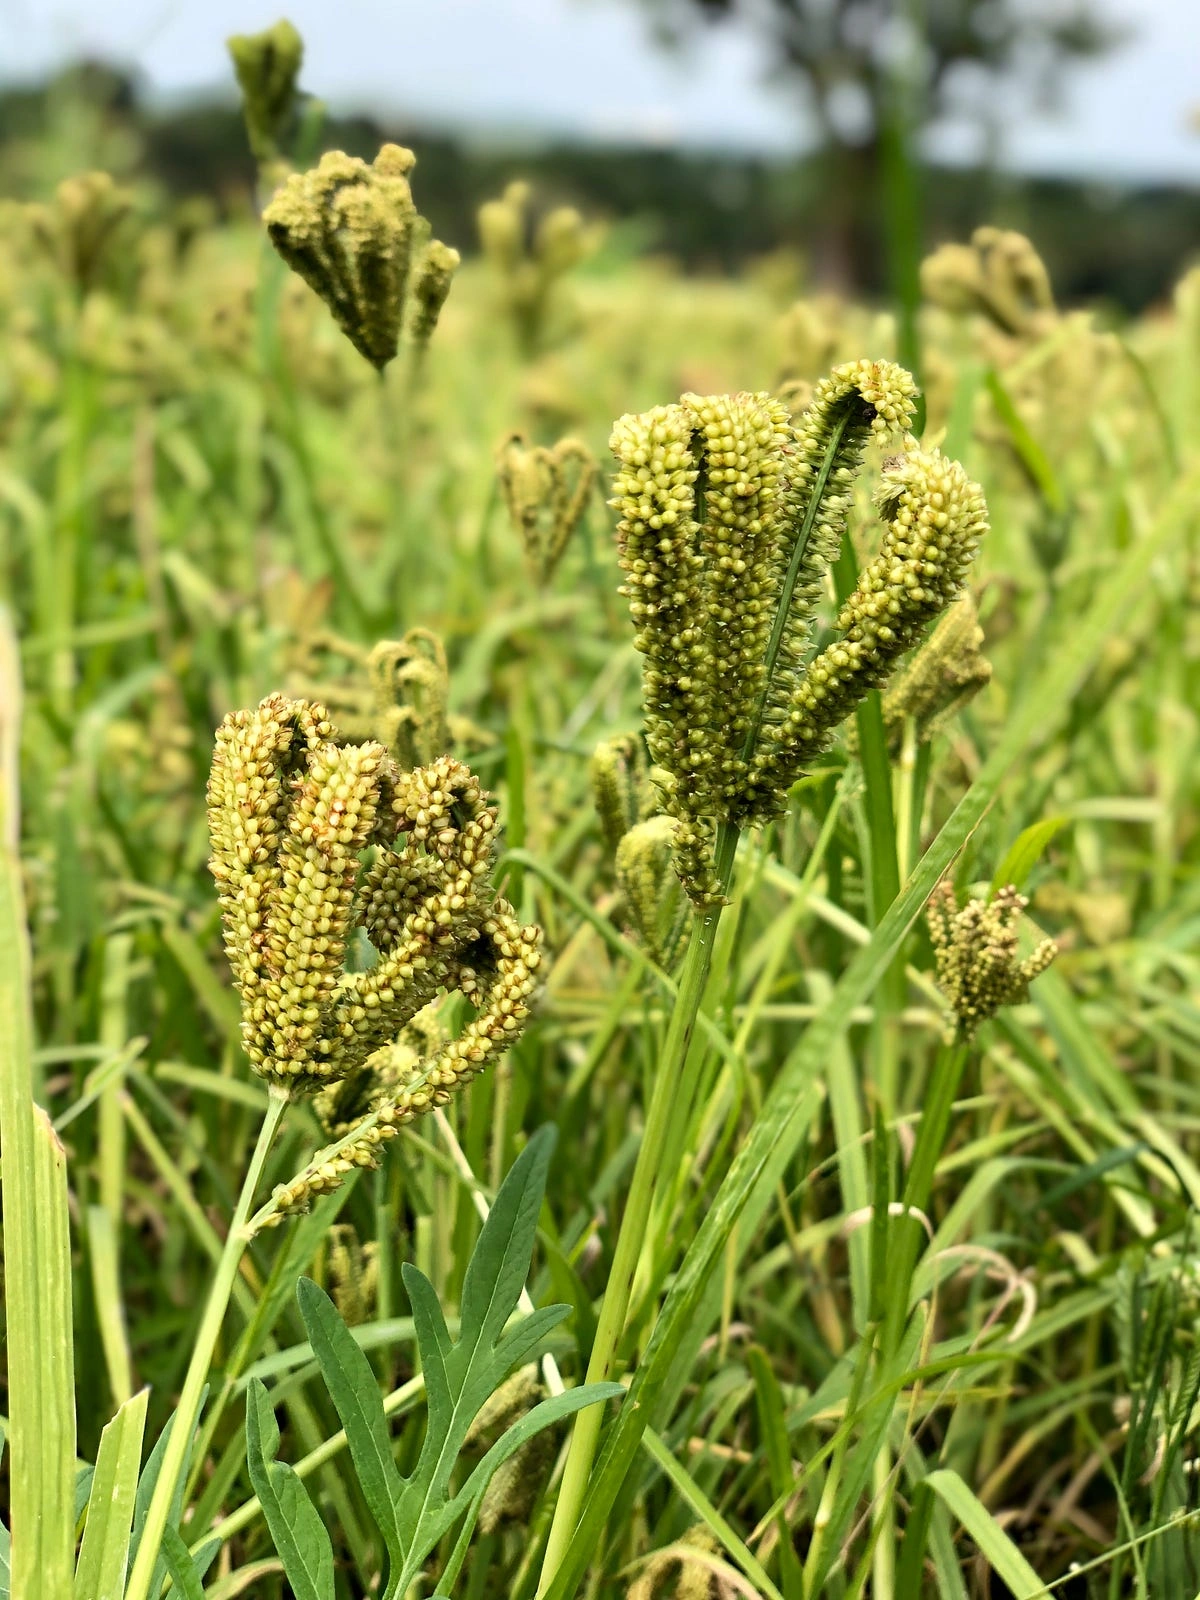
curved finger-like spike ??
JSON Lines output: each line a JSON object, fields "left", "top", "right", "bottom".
{"left": 265, "top": 902, "right": 542, "bottom": 1220}
{"left": 610, "top": 359, "right": 931, "bottom": 903}
{"left": 748, "top": 445, "right": 988, "bottom": 805}
{"left": 207, "top": 703, "right": 540, "bottom": 1161}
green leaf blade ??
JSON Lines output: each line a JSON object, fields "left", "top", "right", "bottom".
{"left": 458, "top": 1127, "right": 556, "bottom": 1362}
{"left": 244, "top": 1379, "right": 335, "bottom": 1600}
{"left": 296, "top": 1277, "right": 406, "bottom": 1568}
{"left": 924, "top": 1469, "right": 1050, "bottom": 1598}
{"left": 73, "top": 1388, "right": 148, "bottom": 1600}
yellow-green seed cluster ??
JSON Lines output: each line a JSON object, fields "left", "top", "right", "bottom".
{"left": 478, "top": 180, "right": 592, "bottom": 353}
{"left": 368, "top": 631, "right": 453, "bottom": 770}
{"left": 497, "top": 433, "right": 598, "bottom": 584}
{"left": 877, "top": 591, "right": 992, "bottom": 755}
{"left": 464, "top": 1365, "right": 555, "bottom": 1534}
{"left": 227, "top": 18, "right": 304, "bottom": 166}
{"left": 922, "top": 225, "right": 1056, "bottom": 340}
{"left": 610, "top": 358, "right": 974, "bottom": 902}
{"left": 927, "top": 881, "right": 1057, "bottom": 1040}
{"left": 614, "top": 815, "right": 683, "bottom": 967}
{"left": 626, "top": 1526, "right": 723, "bottom": 1600}
{"left": 753, "top": 444, "right": 989, "bottom": 793}
{"left": 588, "top": 732, "right": 652, "bottom": 859}
{"left": 26, "top": 171, "right": 132, "bottom": 296}
{"left": 207, "top": 697, "right": 542, "bottom": 1212}
{"left": 263, "top": 145, "right": 457, "bottom": 369}
{"left": 325, "top": 1224, "right": 380, "bottom": 1326}
{"left": 409, "top": 239, "right": 462, "bottom": 348}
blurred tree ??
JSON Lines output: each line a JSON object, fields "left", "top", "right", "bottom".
{"left": 631, "top": 0, "right": 1121, "bottom": 287}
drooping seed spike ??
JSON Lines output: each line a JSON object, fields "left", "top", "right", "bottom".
{"left": 927, "top": 880, "right": 1057, "bottom": 1040}
{"left": 206, "top": 699, "right": 543, "bottom": 1216}
{"left": 263, "top": 145, "right": 431, "bottom": 369}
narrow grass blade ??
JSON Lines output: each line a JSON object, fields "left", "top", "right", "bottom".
{"left": 0, "top": 607, "right": 76, "bottom": 1600}
{"left": 924, "top": 1469, "right": 1050, "bottom": 1598}
{"left": 73, "top": 1388, "right": 148, "bottom": 1600}
{"left": 86, "top": 1204, "right": 134, "bottom": 1409}
{"left": 640, "top": 1427, "right": 784, "bottom": 1600}
{"left": 128, "top": 1386, "right": 209, "bottom": 1600}
{"left": 747, "top": 1347, "right": 804, "bottom": 1600}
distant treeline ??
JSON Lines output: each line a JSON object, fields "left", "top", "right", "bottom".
{"left": 2, "top": 62, "right": 1198, "bottom": 311}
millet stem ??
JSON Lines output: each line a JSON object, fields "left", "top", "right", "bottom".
{"left": 538, "top": 820, "right": 739, "bottom": 1593}
{"left": 123, "top": 1087, "right": 288, "bottom": 1600}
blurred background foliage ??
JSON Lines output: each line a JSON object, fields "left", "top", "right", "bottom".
{"left": 0, "top": 44, "right": 1196, "bottom": 313}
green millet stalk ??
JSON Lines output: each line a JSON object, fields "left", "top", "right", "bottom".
{"left": 128, "top": 696, "right": 542, "bottom": 1600}
{"left": 542, "top": 358, "right": 989, "bottom": 1588}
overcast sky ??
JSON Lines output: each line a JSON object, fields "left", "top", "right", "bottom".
{"left": 0, "top": 0, "right": 1196, "bottom": 183}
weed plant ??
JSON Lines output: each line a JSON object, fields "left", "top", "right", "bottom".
{"left": 2, "top": 22, "right": 1200, "bottom": 1600}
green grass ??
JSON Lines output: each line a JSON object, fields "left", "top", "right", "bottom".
{"left": 1, "top": 92, "right": 1199, "bottom": 1600}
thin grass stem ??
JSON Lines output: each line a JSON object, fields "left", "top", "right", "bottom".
{"left": 123, "top": 1086, "right": 288, "bottom": 1600}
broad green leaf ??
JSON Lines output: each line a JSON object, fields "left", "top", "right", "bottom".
{"left": 396, "top": 1131, "right": 559, "bottom": 1509}
{"left": 296, "top": 1279, "right": 406, "bottom": 1573}
{"left": 244, "top": 1379, "right": 334, "bottom": 1600}
{"left": 458, "top": 1126, "right": 556, "bottom": 1365}
{"left": 924, "top": 1469, "right": 1050, "bottom": 1598}
{"left": 488, "top": 1303, "right": 572, "bottom": 1380}
{"left": 73, "top": 1388, "right": 149, "bottom": 1600}
{"left": 432, "top": 1374, "right": 624, "bottom": 1599}
{"left": 298, "top": 1127, "right": 578, "bottom": 1600}
{"left": 159, "top": 1527, "right": 207, "bottom": 1600}
{"left": 989, "top": 815, "right": 1071, "bottom": 896}
{"left": 402, "top": 1265, "right": 454, "bottom": 1428}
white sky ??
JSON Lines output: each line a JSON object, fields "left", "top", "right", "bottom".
{"left": 0, "top": 0, "right": 1196, "bottom": 182}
